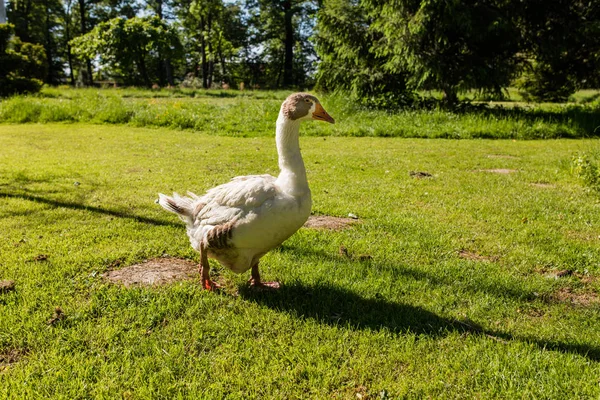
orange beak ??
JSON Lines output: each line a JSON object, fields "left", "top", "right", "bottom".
{"left": 312, "top": 103, "right": 335, "bottom": 124}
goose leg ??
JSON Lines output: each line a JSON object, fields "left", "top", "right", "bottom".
{"left": 249, "top": 262, "right": 280, "bottom": 289}
{"left": 199, "top": 246, "right": 220, "bottom": 291}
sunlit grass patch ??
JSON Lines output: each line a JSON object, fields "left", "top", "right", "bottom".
{"left": 0, "top": 123, "right": 599, "bottom": 397}
{"left": 1, "top": 88, "right": 600, "bottom": 139}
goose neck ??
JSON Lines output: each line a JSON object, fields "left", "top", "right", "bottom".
{"left": 275, "top": 115, "right": 309, "bottom": 195}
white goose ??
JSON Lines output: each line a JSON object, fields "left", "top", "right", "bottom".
{"left": 159, "top": 93, "right": 335, "bottom": 290}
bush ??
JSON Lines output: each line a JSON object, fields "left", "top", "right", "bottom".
{"left": 0, "top": 24, "right": 46, "bottom": 97}
{"left": 517, "top": 62, "right": 577, "bottom": 103}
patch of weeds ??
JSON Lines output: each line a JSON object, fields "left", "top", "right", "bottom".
{"left": 571, "top": 152, "right": 600, "bottom": 193}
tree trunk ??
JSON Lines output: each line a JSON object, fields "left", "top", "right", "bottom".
{"left": 442, "top": 86, "right": 458, "bottom": 106}
{"left": 0, "top": 0, "right": 7, "bottom": 24}
{"left": 66, "top": 43, "right": 75, "bottom": 85}
{"left": 155, "top": 0, "right": 163, "bottom": 19}
{"left": 78, "top": 0, "right": 93, "bottom": 86}
{"left": 165, "top": 60, "right": 174, "bottom": 86}
{"left": 64, "top": 0, "right": 75, "bottom": 85}
{"left": 138, "top": 54, "right": 152, "bottom": 88}
{"left": 218, "top": 40, "right": 227, "bottom": 84}
{"left": 199, "top": 16, "right": 208, "bottom": 89}
{"left": 157, "top": 57, "right": 165, "bottom": 86}
{"left": 44, "top": 0, "right": 54, "bottom": 84}
{"left": 282, "top": 0, "right": 294, "bottom": 87}
{"left": 207, "top": 12, "right": 213, "bottom": 88}
{"left": 155, "top": 0, "right": 165, "bottom": 86}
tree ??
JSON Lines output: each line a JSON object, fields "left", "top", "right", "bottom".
{"left": 145, "top": 0, "right": 174, "bottom": 85}
{"left": 0, "top": 23, "right": 46, "bottom": 96}
{"left": 177, "top": 0, "right": 247, "bottom": 88}
{"left": 516, "top": 0, "right": 600, "bottom": 101}
{"left": 315, "top": 0, "right": 410, "bottom": 106}
{"left": 370, "top": 0, "right": 522, "bottom": 104}
{"left": 247, "top": 0, "right": 318, "bottom": 87}
{"left": 70, "top": 16, "right": 182, "bottom": 86}
{"left": 6, "top": 0, "right": 64, "bottom": 84}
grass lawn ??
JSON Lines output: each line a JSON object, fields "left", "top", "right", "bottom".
{"left": 1, "top": 87, "right": 599, "bottom": 139}
{"left": 1, "top": 121, "right": 600, "bottom": 398}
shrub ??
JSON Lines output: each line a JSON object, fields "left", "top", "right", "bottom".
{"left": 517, "top": 62, "right": 577, "bottom": 103}
{"left": 0, "top": 24, "right": 46, "bottom": 97}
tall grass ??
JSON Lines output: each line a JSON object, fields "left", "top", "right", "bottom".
{"left": 1, "top": 87, "right": 599, "bottom": 139}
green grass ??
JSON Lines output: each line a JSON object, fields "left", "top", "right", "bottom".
{"left": 1, "top": 87, "right": 599, "bottom": 139}
{"left": 1, "top": 123, "right": 600, "bottom": 398}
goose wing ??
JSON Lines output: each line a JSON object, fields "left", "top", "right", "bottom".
{"left": 195, "top": 174, "right": 278, "bottom": 226}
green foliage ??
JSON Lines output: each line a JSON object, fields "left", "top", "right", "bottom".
{"left": 5, "top": 0, "right": 64, "bottom": 83}
{"left": 245, "top": 0, "right": 318, "bottom": 88}
{"left": 572, "top": 152, "right": 600, "bottom": 193}
{"left": 316, "top": 0, "right": 522, "bottom": 105}
{"left": 314, "top": 0, "right": 412, "bottom": 108}
{"left": 517, "top": 0, "right": 600, "bottom": 101}
{"left": 517, "top": 62, "right": 577, "bottom": 103}
{"left": 177, "top": 0, "right": 247, "bottom": 88}
{"left": 70, "top": 16, "right": 182, "bottom": 86}
{"left": 2, "top": 88, "right": 600, "bottom": 139}
{"left": 0, "top": 24, "right": 46, "bottom": 97}
{"left": 316, "top": 0, "right": 600, "bottom": 105}
{"left": 373, "top": 0, "right": 522, "bottom": 103}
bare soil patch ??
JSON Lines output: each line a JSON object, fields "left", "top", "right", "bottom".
{"left": 0, "top": 348, "right": 26, "bottom": 370}
{"left": 304, "top": 215, "right": 357, "bottom": 230}
{"left": 409, "top": 171, "right": 433, "bottom": 179}
{"left": 551, "top": 287, "right": 599, "bottom": 306}
{"left": 0, "top": 280, "right": 15, "bottom": 293}
{"left": 103, "top": 257, "right": 198, "bottom": 287}
{"left": 479, "top": 169, "right": 519, "bottom": 174}
{"left": 458, "top": 250, "right": 499, "bottom": 262}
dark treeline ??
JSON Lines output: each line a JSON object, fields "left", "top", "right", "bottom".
{"left": 3, "top": 0, "right": 317, "bottom": 91}
{"left": 1, "top": 0, "right": 599, "bottom": 103}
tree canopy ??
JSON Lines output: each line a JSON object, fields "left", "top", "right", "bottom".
{"left": 70, "top": 16, "right": 181, "bottom": 87}
{"left": 1, "top": 0, "right": 599, "bottom": 103}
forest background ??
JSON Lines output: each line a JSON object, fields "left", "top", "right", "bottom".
{"left": 1, "top": 0, "right": 599, "bottom": 105}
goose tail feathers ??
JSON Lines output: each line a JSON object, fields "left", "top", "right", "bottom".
{"left": 158, "top": 193, "right": 196, "bottom": 226}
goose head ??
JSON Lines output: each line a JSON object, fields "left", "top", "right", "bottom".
{"left": 281, "top": 93, "right": 335, "bottom": 124}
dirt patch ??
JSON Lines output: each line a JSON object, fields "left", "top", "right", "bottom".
{"left": 479, "top": 169, "right": 519, "bottom": 174}
{"left": 304, "top": 215, "right": 357, "bottom": 230}
{"left": 409, "top": 171, "right": 433, "bottom": 179}
{"left": 47, "top": 307, "right": 67, "bottom": 326}
{"left": 103, "top": 257, "right": 198, "bottom": 287}
{"left": 0, "top": 280, "right": 15, "bottom": 293}
{"left": 0, "top": 348, "right": 26, "bottom": 370}
{"left": 551, "top": 287, "right": 599, "bottom": 306}
{"left": 458, "top": 250, "right": 498, "bottom": 262}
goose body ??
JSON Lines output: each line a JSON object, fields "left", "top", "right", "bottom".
{"left": 159, "top": 93, "right": 334, "bottom": 289}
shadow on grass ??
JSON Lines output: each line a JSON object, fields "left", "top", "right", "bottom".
{"left": 0, "top": 192, "right": 179, "bottom": 228}
{"left": 280, "top": 244, "right": 536, "bottom": 302}
{"left": 240, "top": 281, "right": 600, "bottom": 361}
{"left": 468, "top": 105, "right": 600, "bottom": 139}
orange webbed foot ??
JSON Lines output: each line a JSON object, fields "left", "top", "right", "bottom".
{"left": 202, "top": 278, "right": 222, "bottom": 291}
